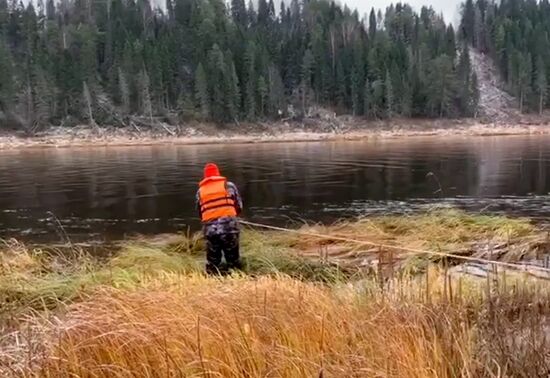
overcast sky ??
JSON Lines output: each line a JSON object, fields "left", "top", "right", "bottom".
{"left": 338, "top": 1, "right": 462, "bottom": 25}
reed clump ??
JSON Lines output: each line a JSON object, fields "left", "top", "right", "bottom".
{"left": 274, "top": 208, "right": 535, "bottom": 253}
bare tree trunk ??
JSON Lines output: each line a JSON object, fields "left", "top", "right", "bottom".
{"left": 329, "top": 29, "right": 336, "bottom": 73}
{"left": 302, "top": 84, "right": 306, "bottom": 116}
{"left": 83, "top": 81, "right": 98, "bottom": 131}
{"left": 26, "top": 81, "right": 34, "bottom": 131}
{"left": 540, "top": 90, "right": 544, "bottom": 115}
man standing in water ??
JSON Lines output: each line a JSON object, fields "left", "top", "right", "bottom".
{"left": 196, "top": 163, "right": 243, "bottom": 274}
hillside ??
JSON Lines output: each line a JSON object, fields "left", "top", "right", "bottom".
{"left": 0, "top": 0, "right": 478, "bottom": 132}
{"left": 461, "top": 0, "right": 550, "bottom": 120}
{"left": 470, "top": 49, "right": 521, "bottom": 123}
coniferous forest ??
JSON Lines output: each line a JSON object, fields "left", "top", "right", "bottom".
{"left": 460, "top": 0, "right": 550, "bottom": 115}
{"left": 0, "top": 0, "right": 481, "bottom": 130}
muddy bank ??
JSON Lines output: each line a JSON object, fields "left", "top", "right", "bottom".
{"left": 1, "top": 117, "right": 550, "bottom": 149}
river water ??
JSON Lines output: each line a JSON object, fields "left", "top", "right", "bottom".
{"left": 1, "top": 135, "right": 550, "bottom": 243}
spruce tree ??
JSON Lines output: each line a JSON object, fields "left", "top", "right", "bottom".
{"left": 427, "top": 55, "right": 455, "bottom": 117}
{"left": 536, "top": 56, "right": 547, "bottom": 115}
{"left": 267, "top": 64, "right": 285, "bottom": 117}
{"left": 138, "top": 69, "right": 153, "bottom": 119}
{"left": 518, "top": 52, "right": 532, "bottom": 113}
{"left": 385, "top": 70, "right": 394, "bottom": 118}
{"left": 0, "top": 40, "right": 14, "bottom": 115}
{"left": 458, "top": 44, "right": 473, "bottom": 115}
{"left": 470, "top": 72, "right": 480, "bottom": 117}
{"left": 301, "top": 49, "right": 314, "bottom": 115}
{"left": 369, "top": 8, "right": 377, "bottom": 38}
{"left": 371, "top": 79, "right": 384, "bottom": 118}
{"left": 45, "top": 0, "right": 54, "bottom": 20}
{"left": 257, "top": 75, "right": 267, "bottom": 117}
{"left": 226, "top": 59, "right": 241, "bottom": 121}
{"left": 194, "top": 63, "right": 210, "bottom": 120}
{"left": 350, "top": 68, "right": 361, "bottom": 116}
{"left": 336, "top": 60, "right": 346, "bottom": 110}
{"left": 231, "top": 0, "right": 247, "bottom": 29}
{"left": 118, "top": 68, "right": 130, "bottom": 115}
{"left": 207, "top": 43, "right": 226, "bottom": 121}
{"left": 363, "top": 78, "right": 371, "bottom": 118}
{"left": 461, "top": 0, "right": 476, "bottom": 45}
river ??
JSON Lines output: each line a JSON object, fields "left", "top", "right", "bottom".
{"left": 1, "top": 135, "right": 550, "bottom": 243}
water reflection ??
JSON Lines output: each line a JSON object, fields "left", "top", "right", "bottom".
{"left": 0, "top": 135, "right": 550, "bottom": 242}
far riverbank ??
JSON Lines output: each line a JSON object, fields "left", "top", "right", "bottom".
{"left": 1, "top": 117, "right": 550, "bottom": 149}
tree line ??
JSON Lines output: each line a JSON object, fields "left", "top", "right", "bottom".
{"left": 0, "top": 0, "right": 480, "bottom": 130}
{"left": 460, "top": 0, "right": 550, "bottom": 114}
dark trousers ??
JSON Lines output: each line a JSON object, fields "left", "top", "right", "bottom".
{"left": 205, "top": 232, "right": 241, "bottom": 274}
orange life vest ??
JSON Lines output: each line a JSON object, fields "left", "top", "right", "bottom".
{"left": 198, "top": 176, "right": 237, "bottom": 222}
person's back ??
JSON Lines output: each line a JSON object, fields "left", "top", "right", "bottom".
{"left": 196, "top": 163, "right": 243, "bottom": 274}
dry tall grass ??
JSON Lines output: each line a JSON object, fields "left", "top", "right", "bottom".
{"left": 1, "top": 210, "right": 549, "bottom": 377}
{"left": 16, "top": 272, "right": 550, "bottom": 378}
